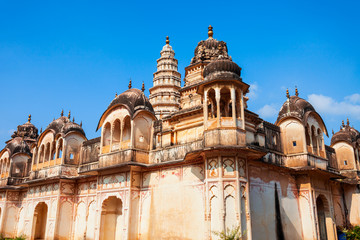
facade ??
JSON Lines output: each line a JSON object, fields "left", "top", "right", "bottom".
{"left": 0, "top": 26, "right": 359, "bottom": 240}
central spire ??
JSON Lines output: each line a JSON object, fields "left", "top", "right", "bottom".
{"left": 166, "top": 36, "right": 170, "bottom": 45}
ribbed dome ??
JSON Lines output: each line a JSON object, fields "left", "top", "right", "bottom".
{"left": 45, "top": 116, "right": 85, "bottom": 137}
{"left": 107, "top": 88, "right": 154, "bottom": 116}
{"left": 276, "top": 95, "right": 328, "bottom": 136}
{"left": 5, "top": 137, "right": 31, "bottom": 157}
{"left": 190, "top": 37, "right": 229, "bottom": 65}
{"left": 11, "top": 117, "right": 38, "bottom": 140}
{"left": 331, "top": 123, "right": 360, "bottom": 146}
{"left": 203, "top": 56, "right": 242, "bottom": 81}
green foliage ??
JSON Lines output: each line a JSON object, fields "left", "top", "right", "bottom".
{"left": 343, "top": 225, "right": 360, "bottom": 240}
{"left": 0, "top": 235, "right": 26, "bottom": 240}
{"left": 213, "top": 226, "right": 243, "bottom": 240}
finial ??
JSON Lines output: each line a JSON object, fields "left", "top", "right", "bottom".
{"left": 115, "top": 92, "right": 118, "bottom": 97}
{"left": 73, "top": 117, "right": 75, "bottom": 123}
{"left": 342, "top": 120, "right": 345, "bottom": 127}
{"left": 295, "top": 86, "right": 299, "bottom": 96}
{"left": 53, "top": 118, "right": 55, "bottom": 121}
{"left": 347, "top": 118, "right": 350, "bottom": 126}
{"left": 128, "top": 78, "right": 132, "bottom": 89}
{"left": 61, "top": 109, "right": 64, "bottom": 117}
{"left": 332, "top": 129, "right": 334, "bottom": 135}
{"left": 68, "top": 110, "right": 71, "bottom": 119}
{"left": 28, "top": 114, "right": 31, "bottom": 122}
{"left": 166, "top": 36, "right": 170, "bottom": 45}
{"left": 286, "top": 88, "right": 290, "bottom": 98}
{"left": 208, "top": 25, "right": 213, "bottom": 38}
{"left": 80, "top": 121, "right": 82, "bottom": 127}
{"left": 141, "top": 81, "right": 145, "bottom": 92}
{"left": 40, "top": 127, "right": 42, "bottom": 133}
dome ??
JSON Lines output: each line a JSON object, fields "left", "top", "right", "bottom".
{"left": 331, "top": 121, "right": 360, "bottom": 146}
{"left": 11, "top": 115, "right": 38, "bottom": 140}
{"left": 97, "top": 88, "right": 154, "bottom": 130}
{"left": 190, "top": 26, "right": 229, "bottom": 65}
{"left": 203, "top": 56, "right": 242, "bottom": 82}
{"left": 276, "top": 94, "right": 328, "bottom": 136}
{"left": 44, "top": 115, "right": 85, "bottom": 137}
{"left": 5, "top": 137, "right": 31, "bottom": 157}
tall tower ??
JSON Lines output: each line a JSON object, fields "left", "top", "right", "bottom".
{"left": 149, "top": 36, "right": 181, "bottom": 119}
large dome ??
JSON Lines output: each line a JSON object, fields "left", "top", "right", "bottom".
{"left": 11, "top": 115, "right": 38, "bottom": 140}
{"left": 277, "top": 95, "right": 316, "bottom": 124}
{"left": 44, "top": 115, "right": 85, "bottom": 137}
{"left": 190, "top": 25, "right": 230, "bottom": 65}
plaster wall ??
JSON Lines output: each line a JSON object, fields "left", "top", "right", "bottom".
{"left": 333, "top": 142, "right": 356, "bottom": 170}
{"left": 279, "top": 119, "right": 306, "bottom": 155}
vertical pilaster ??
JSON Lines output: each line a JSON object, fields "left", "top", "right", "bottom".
{"left": 231, "top": 87, "right": 236, "bottom": 126}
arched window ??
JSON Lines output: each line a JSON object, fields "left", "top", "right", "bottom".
{"left": 305, "top": 124, "right": 311, "bottom": 147}
{"left": 51, "top": 141, "right": 56, "bottom": 160}
{"left": 311, "top": 126, "right": 318, "bottom": 155}
{"left": 39, "top": 145, "right": 45, "bottom": 163}
{"left": 122, "top": 117, "right": 131, "bottom": 142}
{"left": 57, "top": 139, "right": 63, "bottom": 159}
{"left": 112, "top": 119, "right": 121, "bottom": 149}
{"left": 207, "top": 89, "right": 217, "bottom": 118}
{"left": 45, "top": 143, "right": 51, "bottom": 162}
{"left": 317, "top": 128, "right": 323, "bottom": 151}
{"left": 103, "top": 122, "right": 111, "bottom": 147}
{"left": 69, "top": 153, "right": 74, "bottom": 160}
{"left": 220, "top": 87, "right": 231, "bottom": 117}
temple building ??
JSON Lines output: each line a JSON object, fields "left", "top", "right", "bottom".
{"left": 0, "top": 26, "right": 359, "bottom": 240}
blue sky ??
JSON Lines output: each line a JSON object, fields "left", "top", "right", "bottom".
{"left": 0, "top": 0, "right": 359, "bottom": 148}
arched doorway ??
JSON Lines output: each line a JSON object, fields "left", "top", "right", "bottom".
{"left": 100, "top": 196, "right": 123, "bottom": 240}
{"left": 33, "top": 202, "right": 48, "bottom": 240}
{"left": 316, "top": 195, "right": 336, "bottom": 240}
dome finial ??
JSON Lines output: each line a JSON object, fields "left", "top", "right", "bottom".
{"left": 208, "top": 25, "right": 213, "bottom": 38}
{"left": 80, "top": 121, "right": 82, "bottom": 127}
{"left": 61, "top": 109, "right": 64, "bottom": 117}
{"left": 28, "top": 114, "right": 31, "bottom": 123}
{"left": 141, "top": 81, "right": 145, "bottom": 92}
{"left": 40, "top": 127, "right": 43, "bottom": 133}
{"left": 166, "top": 36, "right": 170, "bottom": 45}
{"left": 128, "top": 78, "right": 132, "bottom": 89}
{"left": 286, "top": 88, "right": 290, "bottom": 98}
{"left": 347, "top": 118, "right": 350, "bottom": 126}
{"left": 342, "top": 120, "right": 345, "bottom": 127}
{"left": 295, "top": 86, "right": 299, "bottom": 96}
{"left": 332, "top": 129, "right": 334, "bottom": 135}
{"left": 115, "top": 92, "right": 118, "bottom": 98}
{"left": 73, "top": 117, "right": 75, "bottom": 123}
{"left": 68, "top": 110, "right": 71, "bottom": 119}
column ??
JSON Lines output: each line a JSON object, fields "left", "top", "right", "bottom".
{"left": 204, "top": 89, "right": 208, "bottom": 129}
{"left": 218, "top": 155, "right": 225, "bottom": 233}
{"left": 240, "top": 90, "right": 245, "bottom": 130}
{"left": 61, "top": 140, "right": 66, "bottom": 164}
{"left": 215, "top": 88, "right": 221, "bottom": 127}
{"left": 231, "top": 87, "right": 236, "bottom": 126}
{"left": 130, "top": 120, "right": 134, "bottom": 149}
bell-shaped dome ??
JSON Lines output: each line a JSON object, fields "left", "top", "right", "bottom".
{"left": 277, "top": 96, "right": 316, "bottom": 123}
{"left": 44, "top": 114, "right": 85, "bottom": 137}
{"left": 203, "top": 56, "right": 242, "bottom": 82}
{"left": 5, "top": 137, "right": 31, "bottom": 157}
{"left": 97, "top": 88, "right": 154, "bottom": 130}
{"left": 331, "top": 120, "right": 360, "bottom": 146}
{"left": 190, "top": 25, "right": 229, "bottom": 65}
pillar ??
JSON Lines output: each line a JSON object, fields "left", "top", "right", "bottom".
{"left": 204, "top": 89, "right": 208, "bottom": 129}
{"left": 231, "top": 87, "right": 236, "bottom": 126}
{"left": 240, "top": 90, "right": 245, "bottom": 130}
{"left": 215, "top": 88, "right": 221, "bottom": 127}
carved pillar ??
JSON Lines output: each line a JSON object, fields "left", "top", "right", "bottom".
{"left": 204, "top": 89, "right": 208, "bottom": 129}
{"left": 215, "top": 88, "right": 221, "bottom": 127}
{"left": 61, "top": 139, "right": 66, "bottom": 165}
{"left": 231, "top": 87, "right": 236, "bottom": 126}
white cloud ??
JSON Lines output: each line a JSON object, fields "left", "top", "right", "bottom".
{"left": 345, "top": 93, "right": 360, "bottom": 104}
{"left": 307, "top": 94, "right": 360, "bottom": 120}
{"left": 257, "top": 104, "right": 278, "bottom": 118}
{"left": 247, "top": 83, "right": 258, "bottom": 99}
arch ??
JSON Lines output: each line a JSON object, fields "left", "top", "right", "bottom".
{"left": 32, "top": 202, "right": 48, "bottom": 240}
{"left": 220, "top": 87, "right": 231, "bottom": 117}
{"left": 207, "top": 88, "right": 217, "bottom": 118}
{"left": 100, "top": 196, "right": 123, "bottom": 240}
{"left": 86, "top": 201, "right": 96, "bottom": 240}
{"left": 112, "top": 119, "right": 121, "bottom": 150}
{"left": 316, "top": 194, "right": 335, "bottom": 240}
{"left": 305, "top": 124, "right": 311, "bottom": 148}
{"left": 50, "top": 141, "right": 56, "bottom": 160}
{"left": 17, "top": 207, "right": 26, "bottom": 236}
{"left": 122, "top": 116, "right": 131, "bottom": 142}
{"left": 45, "top": 142, "right": 51, "bottom": 162}
{"left": 57, "top": 138, "right": 63, "bottom": 159}
{"left": 39, "top": 145, "right": 45, "bottom": 164}
{"left": 102, "top": 122, "right": 111, "bottom": 148}
{"left": 224, "top": 185, "right": 236, "bottom": 231}
{"left": 317, "top": 128, "right": 323, "bottom": 151}
{"left": 312, "top": 125, "right": 318, "bottom": 154}
{"left": 134, "top": 115, "right": 151, "bottom": 150}
{"left": 3, "top": 206, "right": 17, "bottom": 238}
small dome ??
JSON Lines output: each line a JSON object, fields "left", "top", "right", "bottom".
{"left": 44, "top": 116, "right": 85, "bottom": 137}
{"left": 107, "top": 88, "right": 154, "bottom": 116}
{"left": 5, "top": 137, "right": 31, "bottom": 157}
{"left": 11, "top": 116, "right": 38, "bottom": 140}
{"left": 190, "top": 26, "right": 229, "bottom": 65}
{"left": 276, "top": 96, "right": 316, "bottom": 124}
{"left": 331, "top": 123, "right": 360, "bottom": 146}
{"left": 203, "top": 56, "right": 242, "bottom": 82}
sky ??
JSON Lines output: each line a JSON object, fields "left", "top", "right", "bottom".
{"left": 0, "top": 0, "right": 359, "bottom": 148}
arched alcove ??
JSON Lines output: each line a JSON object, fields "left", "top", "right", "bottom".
{"left": 100, "top": 196, "right": 123, "bottom": 240}
{"left": 33, "top": 202, "right": 48, "bottom": 240}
